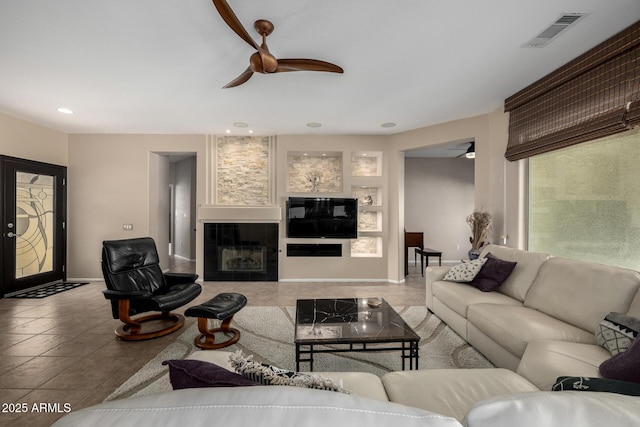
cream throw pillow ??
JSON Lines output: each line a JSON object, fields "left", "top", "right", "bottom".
{"left": 443, "top": 258, "right": 487, "bottom": 282}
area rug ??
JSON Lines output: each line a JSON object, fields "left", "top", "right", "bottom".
{"left": 105, "top": 306, "right": 493, "bottom": 401}
{"left": 7, "top": 281, "right": 89, "bottom": 298}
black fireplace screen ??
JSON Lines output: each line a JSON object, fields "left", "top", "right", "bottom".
{"left": 204, "top": 223, "right": 278, "bottom": 281}
{"left": 219, "top": 246, "right": 266, "bottom": 272}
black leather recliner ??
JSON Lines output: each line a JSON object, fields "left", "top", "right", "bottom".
{"left": 101, "top": 237, "right": 202, "bottom": 341}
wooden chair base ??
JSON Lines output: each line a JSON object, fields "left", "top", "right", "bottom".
{"left": 115, "top": 312, "right": 185, "bottom": 341}
{"left": 193, "top": 316, "right": 241, "bottom": 350}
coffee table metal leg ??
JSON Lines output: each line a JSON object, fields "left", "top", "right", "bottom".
{"left": 411, "top": 340, "right": 419, "bottom": 370}
{"left": 401, "top": 340, "right": 420, "bottom": 370}
{"left": 296, "top": 343, "right": 315, "bottom": 371}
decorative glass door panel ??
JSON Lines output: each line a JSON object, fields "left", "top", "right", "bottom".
{"left": 15, "top": 172, "right": 55, "bottom": 279}
{"left": 1, "top": 156, "right": 66, "bottom": 296}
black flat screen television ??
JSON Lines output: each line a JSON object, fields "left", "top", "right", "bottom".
{"left": 286, "top": 197, "right": 358, "bottom": 239}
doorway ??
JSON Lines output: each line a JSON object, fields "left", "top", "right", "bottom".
{"left": 403, "top": 141, "right": 475, "bottom": 265}
{"left": 168, "top": 154, "right": 197, "bottom": 273}
{"left": 1, "top": 156, "right": 67, "bottom": 296}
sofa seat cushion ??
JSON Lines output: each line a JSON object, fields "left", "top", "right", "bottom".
{"left": 382, "top": 368, "right": 539, "bottom": 422}
{"left": 517, "top": 339, "right": 611, "bottom": 390}
{"left": 432, "top": 281, "right": 522, "bottom": 318}
{"left": 468, "top": 304, "right": 595, "bottom": 358}
{"left": 464, "top": 391, "right": 640, "bottom": 427}
{"left": 187, "top": 350, "right": 389, "bottom": 401}
{"left": 53, "top": 386, "right": 462, "bottom": 427}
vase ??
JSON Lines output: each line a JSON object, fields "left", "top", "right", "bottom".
{"left": 468, "top": 249, "right": 480, "bottom": 260}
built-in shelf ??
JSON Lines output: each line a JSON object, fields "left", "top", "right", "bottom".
{"left": 287, "top": 151, "right": 342, "bottom": 193}
{"left": 358, "top": 210, "right": 382, "bottom": 233}
{"left": 351, "top": 151, "right": 382, "bottom": 177}
{"left": 350, "top": 236, "right": 383, "bottom": 257}
{"left": 351, "top": 185, "right": 382, "bottom": 207}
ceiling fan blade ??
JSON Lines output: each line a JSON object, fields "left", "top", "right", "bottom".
{"left": 212, "top": 0, "right": 259, "bottom": 51}
{"left": 222, "top": 67, "right": 254, "bottom": 88}
{"left": 276, "top": 59, "right": 344, "bottom": 74}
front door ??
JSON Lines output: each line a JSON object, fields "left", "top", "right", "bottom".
{"left": 1, "top": 156, "right": 67, "bottom": 296}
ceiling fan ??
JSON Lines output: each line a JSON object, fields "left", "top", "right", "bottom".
{"left": 449, "top": 141, "right": 475, "bottom": 158}
{"left": 461, "top": 142, "right": 475, "bottom": 159}
{"left": 212, "top": 0, "right": 344, "bottom": 88}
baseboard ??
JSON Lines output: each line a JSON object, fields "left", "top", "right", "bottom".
{"left": 278, "top": 278, "right": 393, "bottom": 283}
{"left": 68, "top": 277, "right": 103, "bottom": 283}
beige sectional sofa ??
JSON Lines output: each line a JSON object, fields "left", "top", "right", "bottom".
{"left": 53, "top": 245, "right": 640, "bottom": 426}
{"left": 53, "top": 349, "right": 640, "bottom": 427}
{"left": 427, "top": 244, "right": 640, "bottom": 390}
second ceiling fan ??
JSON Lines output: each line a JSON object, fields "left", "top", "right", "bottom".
{"left": 212, "top": 0, "right": 344, "bottom": 88}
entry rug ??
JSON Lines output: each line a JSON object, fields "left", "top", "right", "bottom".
{"left": 7, "top": 281, "right": 89, "bottom": 299}
{"left": 105, "top": 306, "right": 493, "bottom": 401}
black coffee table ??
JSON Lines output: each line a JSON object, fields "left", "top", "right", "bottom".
{"left": 294, "top": 298, "right": 420, "bottom": 371}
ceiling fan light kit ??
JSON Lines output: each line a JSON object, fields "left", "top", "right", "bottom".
{"left": 212, "top": 0, "right": 344, "bottom": 88}
{"left": 465, "top": 142, "right": 476, "bottom": 159}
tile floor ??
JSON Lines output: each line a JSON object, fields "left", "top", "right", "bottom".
{"left": 0, "top": 257, "right": 426, "bottom": 426}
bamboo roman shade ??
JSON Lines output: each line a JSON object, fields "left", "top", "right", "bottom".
{"left": 504, "top": 20, "right": 640, "bottom": 161}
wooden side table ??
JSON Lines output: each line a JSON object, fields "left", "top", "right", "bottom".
{"left": 414, "top": 248, "right": 442, "bottom": 276}
{"left": 404, "top": 232, "right": 424, "bottom": 276}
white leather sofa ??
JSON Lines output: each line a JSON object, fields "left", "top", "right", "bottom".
{"left": 52, "top": 245, "right": 640, "bottom": 426}
{"left": 53, "top": 350, "right": 640, "bottom": 427}
{"left": 426, "top": 244, "right": 640, "bottom": 390}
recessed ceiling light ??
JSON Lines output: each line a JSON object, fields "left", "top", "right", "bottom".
{"left": 303, "top": 153, "right": 308, "bottom": 156}
{"left": 306, "top": 122, "right": 322, "bottom": 128}
{"left": 248, "top": 130, "right": 254, "bottom": 134}
{"left": 381, "top": 122, "right": 396, "bottom": 128}
{"left": 57, "top": 107, "right": 73, "bottom": 115}
{"left": 225, "top": 129, "right": 231, "bottom": 134}
{"left": 233, "top": 122, "right": 249, "bottom": 128}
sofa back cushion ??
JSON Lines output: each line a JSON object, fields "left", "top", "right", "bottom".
{"left": 464, "top": 391, "right": 640, "bottom": 427}
{"left": 524, "top": 257, "right": 640, "bottom": 332}
{"left": 625, "top": 290, "right": 640, "bottom": 318}
{"left": 478, "top": 245, "right": 550, "bottom": 302}
{"left": 52, "top": 386, "right": 463, "bottom": 427}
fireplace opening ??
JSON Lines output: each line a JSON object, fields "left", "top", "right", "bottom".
{"left": 220, "top": 246, "right": 266, "bottom": 272}
{"left": 204, "top": 223, "right": 278, "bottom": 281}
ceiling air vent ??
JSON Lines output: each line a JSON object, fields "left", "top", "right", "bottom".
{"left": 521, "top": 12, "right": 589, "bottom": 48}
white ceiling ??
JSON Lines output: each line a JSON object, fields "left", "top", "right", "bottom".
{"left": 1, "top": 1, "right": 638, "bottom": 136}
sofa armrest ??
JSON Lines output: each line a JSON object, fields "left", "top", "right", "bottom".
{"left": 164, "top": 273, "right": 199, "bottom": 286}
{"left": 103, "top": 289, "right": 153, "bottom": 300}
{"left": 426, "top": 265, "right": 452, "bottom": 309}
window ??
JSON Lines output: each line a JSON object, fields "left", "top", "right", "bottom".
{"left": 528, "top": 128, "right": 640, "bottom": 270}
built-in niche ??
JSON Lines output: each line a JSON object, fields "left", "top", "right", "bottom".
{"left": 351, "top": 151, "right": 382, "bottom": 177}
{"left": 287, "top": 151, "right": 342, "bottom": 193}
{"left": 351, "top": 237, "right": 382, "bottom": 258}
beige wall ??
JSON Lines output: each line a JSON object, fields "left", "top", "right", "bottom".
{"left": 404, "top": 158, "right": 475, "bottom": 261}
{"left": 0, "top": 112, "right": 68, "bottom": 165}
{"left": 2, "top": 109, "right": 518, "bottom": 282}
{"left": 67, "top": 134, "right": 207, "bottom": 279}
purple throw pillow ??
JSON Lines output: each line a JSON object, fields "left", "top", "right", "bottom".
{"left": 162, "top": 359, "right": 259, "bottom": 390}
{"left": 600, "top": 335, "right": 640, "bottom": 384}
{"left": 469, "top": 252, "right": 517, "bottom": 292}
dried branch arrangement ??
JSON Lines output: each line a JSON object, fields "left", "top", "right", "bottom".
{"left": 467, "top": 210, "right": 492, "bottom": 250}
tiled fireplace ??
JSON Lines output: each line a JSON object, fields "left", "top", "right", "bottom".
{"left": 203, "top": 223, "right": 278, "bottom": 281}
